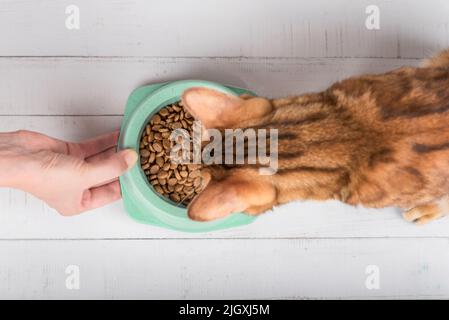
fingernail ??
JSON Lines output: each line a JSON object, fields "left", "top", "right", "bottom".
{"left": 123, "top": 149, "right": 138, "bottom": 168}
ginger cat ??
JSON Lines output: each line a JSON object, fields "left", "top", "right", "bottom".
{"left": 181, "top": 49, "right": 449, "bottom": 225}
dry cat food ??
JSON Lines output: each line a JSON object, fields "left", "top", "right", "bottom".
{"left": 139, "top": 101, "right": 203, "bottom": 205}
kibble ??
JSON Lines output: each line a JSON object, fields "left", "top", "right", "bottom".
{"left": 139, "top": 101, "right": 203, "bottom": 206}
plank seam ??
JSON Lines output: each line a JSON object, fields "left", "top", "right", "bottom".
{"left": 0, "top": 56, "right": 424, "bottom": 60}
{"left": 0, "top": 237, "right": 447, "bottom": 241}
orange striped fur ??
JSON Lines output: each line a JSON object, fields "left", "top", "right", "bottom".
{"left": 182, "top": 49, "right": 449, "bottom": 224}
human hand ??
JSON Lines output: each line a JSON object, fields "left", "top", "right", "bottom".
{"left": 0, "top": 130, "right": 137, "bottom": 215}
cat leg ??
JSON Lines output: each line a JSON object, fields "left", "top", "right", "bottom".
{"left": 423, "top": 48, "right": 449, "bottom": 68}
{"left": 403, "top": 195, "right": 449, "bottom": 225}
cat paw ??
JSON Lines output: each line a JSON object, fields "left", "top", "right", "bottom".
{"left": 402, "top": 203, "right": 443, "bottom": 225}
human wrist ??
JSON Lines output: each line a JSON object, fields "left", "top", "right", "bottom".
{"left": 0, "top": 133, "right": 35, "bottom": 189}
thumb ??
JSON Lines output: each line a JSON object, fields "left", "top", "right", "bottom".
{"left": 83, "top": 149, "right": 138, "bottom": 186}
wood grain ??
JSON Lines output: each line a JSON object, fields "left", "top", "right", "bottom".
{"left": 1, "top": 0, "right": 449, "bottom": 299}
{"left": 0, "top": 239, "right": 448, "bottom": 299}
{"left": 0, "top": 0, "right": 448, "bottom": 58}
{"left": 0, "top": 57, "right": 421, "bottom": 115}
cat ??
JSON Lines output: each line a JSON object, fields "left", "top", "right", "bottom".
{"left": 180, "top": 48, "right": 449, "bottom": 225}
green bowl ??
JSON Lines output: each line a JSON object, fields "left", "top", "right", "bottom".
{"left": 118, "top": 80, "right": 257, "bottom": 232}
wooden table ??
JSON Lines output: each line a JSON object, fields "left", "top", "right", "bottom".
{"left": 0, "top": 0, "right": 448, "bottom": 299}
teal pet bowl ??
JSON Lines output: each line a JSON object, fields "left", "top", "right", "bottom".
{"left": 118, "top": 80, "right": 257, "bottom": 232}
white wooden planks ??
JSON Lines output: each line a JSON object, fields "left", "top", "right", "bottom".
{"left": 0, "top": 0, "right": 449, "bottom": 299}
{"left": 0, "top": 0, "right": 448, "bottom": 58}
{"left": 0, "top": 57, "right": 421, "bottom": 115}
{"left": 0, "top": 239, "right": 448, "bottom": 299}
